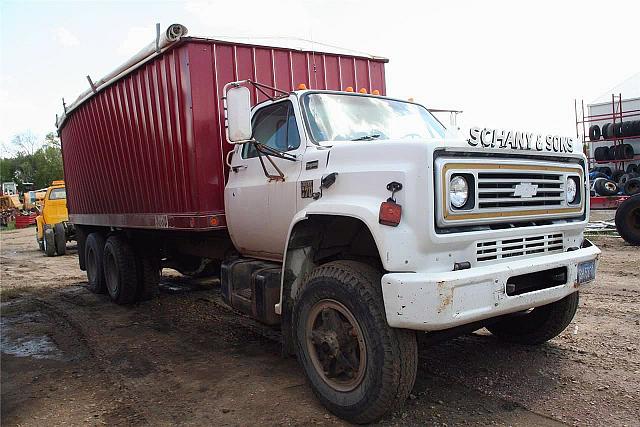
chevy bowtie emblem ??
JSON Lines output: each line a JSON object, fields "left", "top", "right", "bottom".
{"left": 513, "top": 182, "right": 538, "bottom": 198}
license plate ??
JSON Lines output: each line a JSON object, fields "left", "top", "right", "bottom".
{"left": 577, "top": 260, "right": 596, "bottom": 284}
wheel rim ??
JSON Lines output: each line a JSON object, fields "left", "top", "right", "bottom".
{"left": 305, "top": 299, "right": 367, "bottom": 392}
{"left": 104, "top": 250, "right": 119, "bottom": 296}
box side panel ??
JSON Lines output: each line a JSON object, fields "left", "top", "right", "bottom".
{"left": 61, "top": 44, "right": 226, "bottom": 230}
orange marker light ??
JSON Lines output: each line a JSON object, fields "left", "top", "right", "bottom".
{"left": 372, "top": 89, "right": 380, "bottom": 95}
{"left": 345, "top": 86, "right": 354, "bottom": 92}
{"left": 408, "top": 97, "right": 414, "bottom": 102}
{"left": 210, "top": 216, "right": 219, "bottom": 226}
{"left": 297, "top": 83, "right": 307, "bottom": 90}
{"left": 379, "top": 201, "right": 402, "bottom": 227}
{"left": 359, "top": 88, "right": 367, "bottom": 94}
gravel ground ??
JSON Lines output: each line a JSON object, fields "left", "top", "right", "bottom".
{"left": 1, "top": 223, "right": 638, "bottom": 426}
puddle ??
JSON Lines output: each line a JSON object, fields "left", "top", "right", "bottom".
{"left": 1, "top": 312, "right": 64, "bottom": 360}
{"left": 1, "top": 333, "right": 63, "bottom": 360}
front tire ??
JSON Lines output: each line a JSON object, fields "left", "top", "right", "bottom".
{"left": 43, "top": 228, "right": 56, "bottom": 257}
{"left": 54, "top": 223, "right": 66, "bottom": 255}
{"left": 292, "top": 261, "right": 417, "bottom": 424}
{"left": 487, "top": 292, "right": 579, "bottom": 345}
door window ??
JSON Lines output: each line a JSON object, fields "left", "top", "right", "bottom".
{"left": 243, "top": 101, "right": 300, "bottom": 159}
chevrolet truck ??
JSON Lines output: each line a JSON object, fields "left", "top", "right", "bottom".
{"left": 56, "top": 24, "right": 600, "bottom": 423}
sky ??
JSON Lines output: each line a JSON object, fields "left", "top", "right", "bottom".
{"left": 1, "top": 0, "right": 639, "bottom": 155}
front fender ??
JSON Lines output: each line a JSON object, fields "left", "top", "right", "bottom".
{"left": 286, "top": 196, "right": 420, "bottom": 273}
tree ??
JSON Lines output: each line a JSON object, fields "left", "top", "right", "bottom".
{"left": 11, "top": 131, "right": 40, "bottom": 156}
{"left": 1, "top": 131, "right": 63, "bottom": 191}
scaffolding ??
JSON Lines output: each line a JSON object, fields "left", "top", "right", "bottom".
{"left": 575, "top": 93, "right": 640, "bottom": 171}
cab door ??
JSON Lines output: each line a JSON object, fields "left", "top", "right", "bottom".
{"left": 225, "top": 99, "right": 304, "bottom": 260}
{"left": 43, "top": 187, "right": 68, "bottom": 225}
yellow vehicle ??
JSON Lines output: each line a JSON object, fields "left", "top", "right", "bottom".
{"left": 36, "top": 180, "right": 75, "bottom": 256}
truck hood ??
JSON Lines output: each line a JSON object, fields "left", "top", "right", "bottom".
{"left": 319, "top": 135, "right": 583, "bottom": 159}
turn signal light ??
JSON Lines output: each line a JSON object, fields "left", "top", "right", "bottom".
{"left": 359, "top": 88, "right": 367, "bottom": 94}
{"left": 345, "top": 86, "right": 354, "bottom": 92}
{"left": 372, "top": 89, "right": 380, "bottom": 95}
{"left": 297, "top": 83, "right": 307, "bottom": 90}
{"left": 379, "top": 201, "right": 402, "bottom": 227}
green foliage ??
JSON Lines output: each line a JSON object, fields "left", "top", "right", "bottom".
{"left": 1, "top": 132, "right": 63, "bottom": 191}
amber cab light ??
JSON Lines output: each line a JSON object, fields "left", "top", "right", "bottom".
{"left": 379, "top": 200, "right": 402, "bottom": 227}
{"left": 297, "top": 83, "right": 307, "bottom": 90}
{"left": 345, "top": 86, "right": 354, "bottom": 92}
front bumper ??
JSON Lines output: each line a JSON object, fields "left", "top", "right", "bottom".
{"left": 381, "top": 240, "right": 600, "bottom": 331}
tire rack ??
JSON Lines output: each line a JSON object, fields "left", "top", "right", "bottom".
{"left": 574, "top": 94, "right": 640, "bottom": 209}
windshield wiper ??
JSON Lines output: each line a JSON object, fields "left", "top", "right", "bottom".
{"left": 351, "top": 133, "right": 381, "bottom": 141}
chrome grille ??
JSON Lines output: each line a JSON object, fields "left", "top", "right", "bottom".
{"left": 477, "top": 171, "right": 564, "bottom": 209}
{"left": 476, "top": 233, "right": 564, "bottom": 262}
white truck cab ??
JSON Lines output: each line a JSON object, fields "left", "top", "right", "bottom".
{"left": 223, "top": 83, "right": 600, "bottom": 423}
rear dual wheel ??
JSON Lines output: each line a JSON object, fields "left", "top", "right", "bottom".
{"left": 103, "top": 236, "right": 138, "bottom": 304}
{"left": 84, "top": 232, "right": 160, "bottom": 303}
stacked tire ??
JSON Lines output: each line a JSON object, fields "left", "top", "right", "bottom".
{"left": 593, "top": 144, "right": 635, "bottom": 161}
{"left": 589, "top": 165, "right": 640, "bottom": 197}
{"left": 590, "top": 120, "right": 640, "bottom": 141}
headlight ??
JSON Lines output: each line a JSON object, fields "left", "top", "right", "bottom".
{"left": 450, "top": 176, "right": 469, "bottom": 208}
{"left": 566, "top": 177, "right": 578, "bottom": 203}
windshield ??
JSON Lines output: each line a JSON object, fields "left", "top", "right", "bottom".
{"left": 48, "top": 188, "right": 66, "bottom": 200}
{"left": 301, "top": 93, "right": 446, "bottom": 143}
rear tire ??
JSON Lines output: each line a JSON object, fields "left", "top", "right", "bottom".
{"left": 292, "top": 260, "right": 417, "bottom": 424}
{"left": 615, "top": 195, "right": 640, "bottom": 245}
{"left": 487, "top": 292, "right": 579, "bottom": 345}
{"left": 137, "top": 253, "right": 160, "bottom": 301}
{"left": 44, "top": 228, "right": 56, "bottom": 257}
{"left": 85, "top": 233, "right": 107, "bottom": 294}
{"left": 103, "top": 235, "right": 138, "bottom": 305}
{"left": 54, "top": 223, "right": 66, "bottom": 255}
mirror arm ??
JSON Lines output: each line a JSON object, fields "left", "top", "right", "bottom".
{"left": 255, "top": 143, "right": 297, "bottom": 161}
{"left": 253, "top": 141, "right": 285, "bottom": 181}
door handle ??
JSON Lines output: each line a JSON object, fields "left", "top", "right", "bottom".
{"left": 232, "top": 165, "right": 247, "bottom": 173}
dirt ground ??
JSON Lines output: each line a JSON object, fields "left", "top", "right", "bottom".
{"left": 1, "top": 218, "right": 639, "bottom": 426}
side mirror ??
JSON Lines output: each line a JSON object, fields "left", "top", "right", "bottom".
{"left": 225, "top": 85, "right": 252, "bottom": 143}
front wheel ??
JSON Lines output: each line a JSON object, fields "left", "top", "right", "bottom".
{"left": 487, "top": 292, "right": 579, "bottom": 345}
{"left": 43, "top": 228, "right": 56, "bottom": 257}
{"left": 292, "top": 261, "right": 417, "bottom": 424}
{"left": 54, "top": 223, "right": 66, "bottom": 255}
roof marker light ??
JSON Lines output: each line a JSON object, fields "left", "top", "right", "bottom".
{"left": 297, "top": 83, "right": 307, "bottom": 90}
{"left": 359, "top": 88, "right": 367, "bottom": 94}
{"left": 372, "top": 89, "right": 380, "bottom": 95}
{"left": 345, "top": 86, "right": 354, "bottom": 92}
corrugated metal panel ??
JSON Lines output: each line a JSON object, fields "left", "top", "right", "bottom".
{"left": 60, "top": 39, "right": 387, "bottom": 230}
